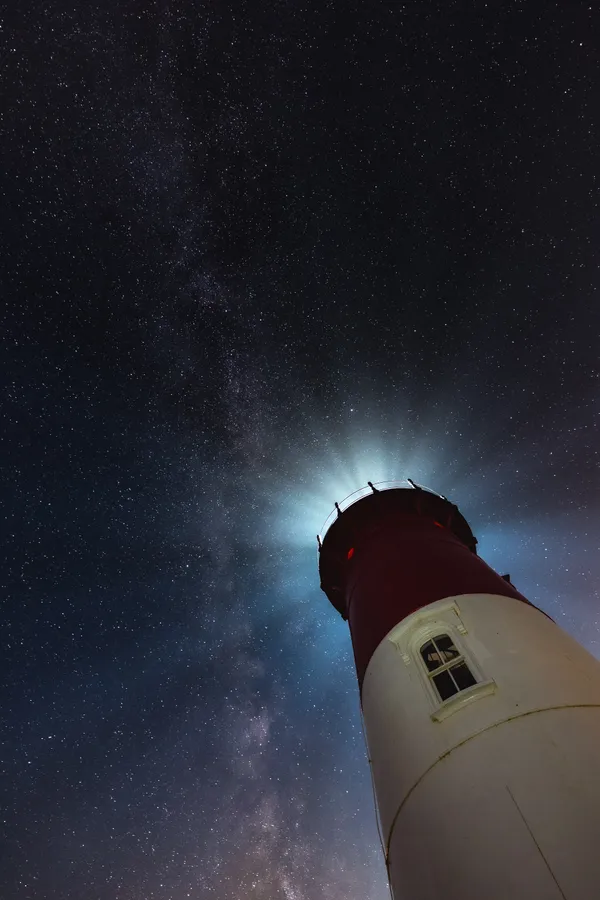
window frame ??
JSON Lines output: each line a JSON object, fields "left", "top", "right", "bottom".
{"left": 388, "top": 602, "right": 496, "bottom": 721}
{"left": 419, "top": 633, "right": 478, "bottom": 702}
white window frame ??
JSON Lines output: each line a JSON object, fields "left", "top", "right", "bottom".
{"left": 388, "top": 600, "right": 496, "bottom": 721}
{"left": 419, "top": 633, "right": 478, "bottom": 701}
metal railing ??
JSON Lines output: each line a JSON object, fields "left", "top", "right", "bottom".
{"left": 317, "top": 479, "right": 446, "bottom": 546}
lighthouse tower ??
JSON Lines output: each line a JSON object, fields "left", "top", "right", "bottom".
{"left": 318, "top": 482, "right": 600, "bottom": 900}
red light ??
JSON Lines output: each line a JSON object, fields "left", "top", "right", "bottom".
{"left": 434, "top": 521, "right": 444, "bottom": 529}
{"left": 347, "top": 547, "right": 355, "bottom": 560}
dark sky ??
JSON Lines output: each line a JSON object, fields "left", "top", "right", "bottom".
{"left": 2, "top": 3, "right": 599, "bottom": 898}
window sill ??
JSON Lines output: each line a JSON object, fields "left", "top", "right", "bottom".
{"left": 431, "top": 680, "right": 496, "bottom": 722}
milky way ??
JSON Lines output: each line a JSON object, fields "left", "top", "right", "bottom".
{"left": 2, "top": 3, "right": 599, "bottom": 899}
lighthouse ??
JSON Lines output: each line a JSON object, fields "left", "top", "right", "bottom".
{"left": 318, "top": 482, "right": 600, "bottom": 900}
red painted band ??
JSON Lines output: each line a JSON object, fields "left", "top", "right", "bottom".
{"left": 345, "top": 521, "right": 528, "bottom": 685}
{"left": 318, "top": 489, "right": 532, "bottom": 688}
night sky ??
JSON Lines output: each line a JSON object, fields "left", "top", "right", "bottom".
{"left": 2, "top": 3, "right": 600, "bottom": 898}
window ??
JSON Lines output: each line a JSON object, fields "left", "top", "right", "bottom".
{"left": 420, "top": 634, "right": 477, "bottom": 702}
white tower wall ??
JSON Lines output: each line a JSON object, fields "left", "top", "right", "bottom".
{"left": 361, "top": 593, "right": 600, "bottom": 900}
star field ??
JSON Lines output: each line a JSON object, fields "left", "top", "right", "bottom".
{"left": 2, "top": 3, "right": 599, "bottom": 898}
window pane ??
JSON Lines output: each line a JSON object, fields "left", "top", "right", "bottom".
{"left": 434, "top": 634, "right": 460, "bottom": 664}
{"left": 433, "top": 670, "right": 457, "bottom": 701}
{"left": 421, "top": 641, "right": 443, "bottom": 672}
{"left": 450, "top": 662, "right": 477, "bottom": 691}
